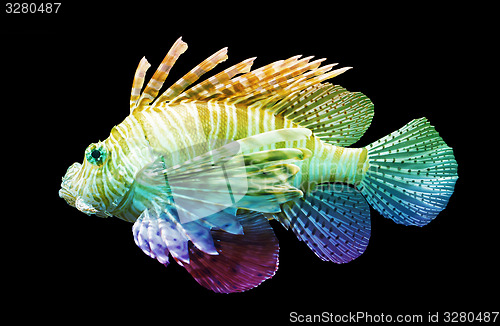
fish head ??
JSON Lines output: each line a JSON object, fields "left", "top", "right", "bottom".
{"left": 59, "top": 136, "right": 153, "bottom": 218}
{"left": 59, "top": 141, "right": 115, "bottom": 217}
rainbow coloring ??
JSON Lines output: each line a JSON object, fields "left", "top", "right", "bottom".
{"left": 59, "top": 37, "right": 458, "bottom": 293}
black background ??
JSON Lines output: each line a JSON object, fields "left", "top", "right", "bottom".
{"left": 2, "top": 2, "right": 495, "bottom": 324}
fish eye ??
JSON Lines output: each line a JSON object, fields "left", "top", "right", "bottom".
{"left": 85, "top": 143, "right": 107, "bottom": 165}
{"left": 91, "top": 150, "right": 101, "bottom": 159}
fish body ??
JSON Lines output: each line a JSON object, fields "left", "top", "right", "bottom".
{"left": 138, "top": 100, "right": 368, "bottom": 188}
{"left": 60, "top": 37, "right": 458, "bottom": 293}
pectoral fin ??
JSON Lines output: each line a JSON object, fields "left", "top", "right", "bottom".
{"left": 184, "top": 212, "right": 279, "bottom": 293}
{"left": 128, "top": 129, "right": 311, "bottom": 224}
{"left": 132, "top": 208, "right": 279, "bottom": 293}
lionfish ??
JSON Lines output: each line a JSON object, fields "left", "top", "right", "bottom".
{"left": 59, "top": 37, "right": 458, "bottom": 293}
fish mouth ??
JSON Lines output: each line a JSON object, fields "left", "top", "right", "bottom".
{"left": 59, "top": 162, "right": 110, "bottom": 217}
{"left": 59, "top": 162, "right": 81, "bottom": 207}
{"left": 58, "top": 185, "right": 77, "bottom": 207}
{"left": 59, "top": 187, "right": 98, "bottom": 215}
{"left": 59, "top": 184, "right": 110, "bottom": 217}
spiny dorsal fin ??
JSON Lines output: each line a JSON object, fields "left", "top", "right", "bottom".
{"left": 131, "top": 37, "right": 188, "bottom": 112}
{"left": 129, "top": 37, "right": 370, "bottom": 148}
{"left": 168, "top": 55, "right": 350, "bottom": 107}
{"left": 130, "top": 37, "right": 352, "bottom": 111}
{"left": 171, "top": 57, "right": 256, "bottom": 102}
{"left": 153, "top": 47, "right": 229, "bottom": 105}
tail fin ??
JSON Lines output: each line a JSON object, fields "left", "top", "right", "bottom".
{"left": 358, "top": 117, "right": 458, "bottom": 226}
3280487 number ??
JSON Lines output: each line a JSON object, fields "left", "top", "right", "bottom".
{"left": 443, "top": 312, "right": 499, "bottom": 323}
{"left": 5, "top": 3, "right": 61, "bottom": 14}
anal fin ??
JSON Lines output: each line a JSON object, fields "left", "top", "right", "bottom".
{"left": 278, "top": 183, "right": 371, "bottom": 263}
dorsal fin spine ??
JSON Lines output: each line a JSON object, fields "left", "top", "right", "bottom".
{"left": 132, "top": 37, "right": 188, "bottom": 112}
{"left": 130, "top": 57, "right": 152, "bottom": 112}
{"left": 153, "top": 47, "right": 229, "bottom": 106}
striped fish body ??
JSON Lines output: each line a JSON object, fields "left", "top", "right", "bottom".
{"left": 59, "top": 37, "right": 458, "bottom": 293}
{"left": 134, "top": 100, "right": 368, "bottom": 193}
